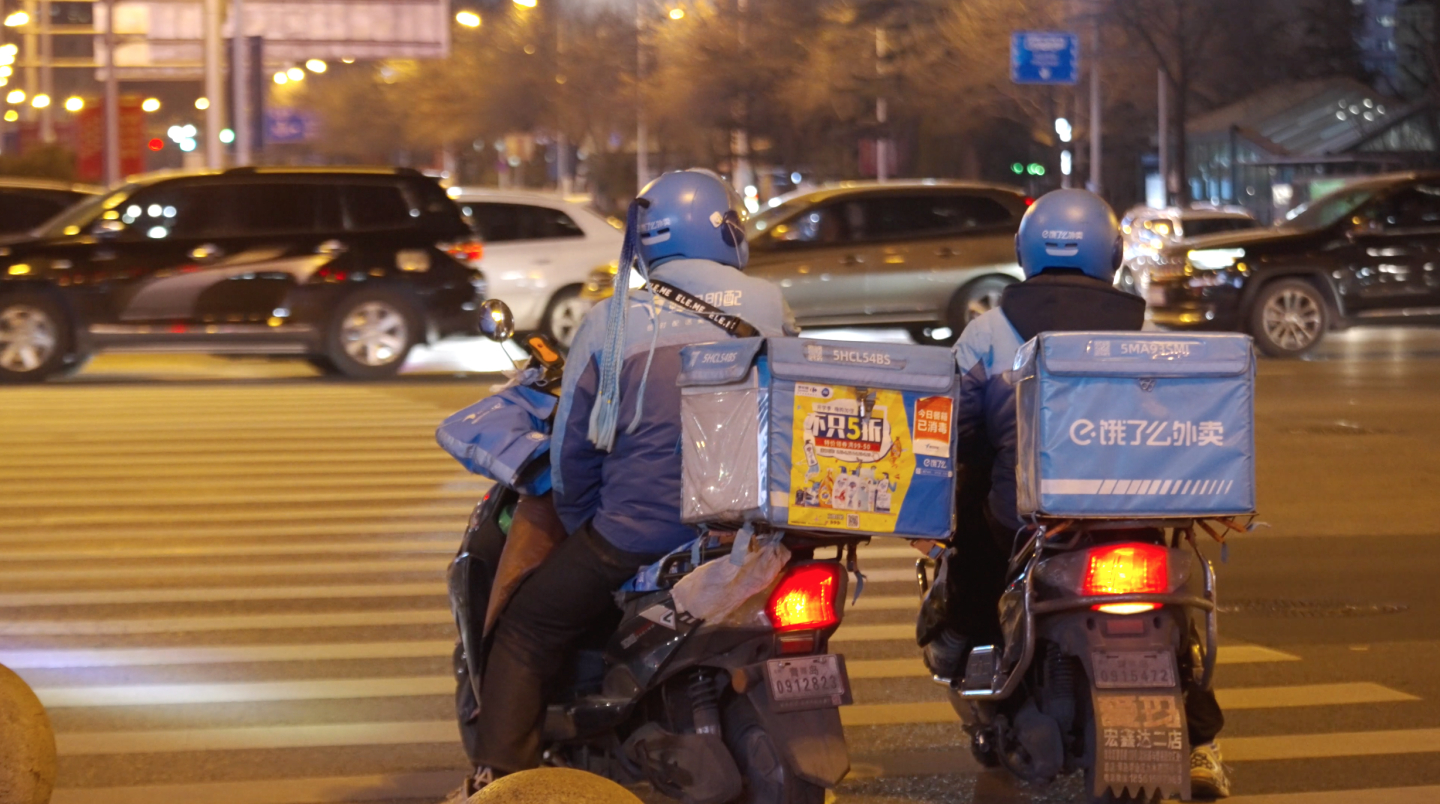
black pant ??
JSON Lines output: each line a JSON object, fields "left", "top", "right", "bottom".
{"left": 472, "top": 522, "right": 666, "bottom": 774}
{"left": 945, "top": 516, "right": 1225, "bottom": 746}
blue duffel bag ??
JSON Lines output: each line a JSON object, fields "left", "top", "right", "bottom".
{"left": 436, "top": 380, "right": 557, "bottom": 496}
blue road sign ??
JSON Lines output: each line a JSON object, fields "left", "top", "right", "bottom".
{"left": 1011, "top": 31, "right": 1080, "bottom": 85}
{"left": 264, "top": 108, "right": 318, "bottom": 144}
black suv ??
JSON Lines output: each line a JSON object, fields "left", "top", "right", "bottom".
{"left": 0, "top": 167, "right": 484, "bottom": 380}
{"left": 1146, "top": 171, "right": 1440, "bottom": 357}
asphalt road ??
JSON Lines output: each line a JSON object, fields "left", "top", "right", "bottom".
{"left": 2, "top": 327, "right": 1439, "bottom": 804}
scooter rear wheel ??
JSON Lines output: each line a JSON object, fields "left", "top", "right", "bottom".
{"left": 721, "top": 697, "right": 825, "bottom": 804}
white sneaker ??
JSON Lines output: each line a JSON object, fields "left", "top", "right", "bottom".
{"left": 1190, "top": 741, "right": 1232, "bottom": 799}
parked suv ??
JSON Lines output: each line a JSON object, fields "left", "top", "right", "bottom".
{"left": 582, "top": 180, "right": 1028, "bottom": 343}
{"left": 0, "top": 167, "right": 484, "bottom": 381}
{"left": 0, "top": 179, "right": 100, "bottom": 234}
{"left": 1147, "top": 172, "right": 1440, "bottom": 357}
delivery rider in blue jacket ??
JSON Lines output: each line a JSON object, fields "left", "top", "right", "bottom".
{"left": 925, "top": 189, "right": 1231, "bottom": 797}
{"left": 452, "top": 170, "right": 794, "bottom": 796}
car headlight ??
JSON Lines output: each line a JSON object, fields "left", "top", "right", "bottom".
{"left": 1186, "top": 248, "right": 1245, "bottom": 271}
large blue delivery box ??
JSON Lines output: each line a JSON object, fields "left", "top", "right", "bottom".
{"left": 1015, "top": 331, "right": 1256, "bottom": 519}
{"left": 677, "top": 337, "right": 959, "bottom": 539}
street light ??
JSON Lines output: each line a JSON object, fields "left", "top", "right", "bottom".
{"left": 6, "top": 89, "right": 24, "bottom": 104}
{"left": 305, "top": 59, "right": 326, "bottom": 73}
{"left": 668, "top": 8, "right": 684, "bottom": 19}
{"left": 31, "top": 93, "right": 50, "bottom": 109}
{"left": 274, "top": 72, "right": 288, "bottom": 85}
{"left": 141, "top": 97, "right": 161, "bottom": 112}
{"left": 286, "top": 67, "right": 305, "bottom": 81}
{"left": 3, "top": 11, "right": 28, "bottom": 26}
{"left": 64, "top": 96, "right": 83, "bottom": 112}
{"left": 513, "top": 0, "right": 537, "bottom": 7}
{"left": 3, "top": 110, "right": 15, "bottom": 122}
{"left": 195, "top": 97, "right": 210, "bottom": 110}
{"left": 455, "top": 10, "right": 481, "bottom": 27}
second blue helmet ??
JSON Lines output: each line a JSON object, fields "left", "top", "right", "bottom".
{"left": 1015, "top": 188, "right": 1122, "bottom": 281}
{"left": 636, "top": 169, "right": 749, "bottom": 270}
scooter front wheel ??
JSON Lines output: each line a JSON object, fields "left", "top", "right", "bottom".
{"left": 722, "top": 696, "right": 826, "bottom": 804}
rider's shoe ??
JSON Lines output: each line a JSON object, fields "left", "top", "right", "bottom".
{"left": 922, "top": 628, "right": 968, "bottom": 680}
{"left": 1190, "top": 741, "right": 1232, "bottom": 799}
{"left": 439, "top": 767, "right": 499, "bottom": 804}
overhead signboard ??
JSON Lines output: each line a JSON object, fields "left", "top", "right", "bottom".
{"left": 264, "top": 108, "right": 319, "bottom": 143}
{"left": 1011, "top": 31, "right": 1079, "bottom": 85}
{"left": 94, "top": 0, "right": 450, "bottom": 80}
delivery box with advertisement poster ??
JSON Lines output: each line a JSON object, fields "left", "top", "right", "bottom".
{"left": 1014, "top": 331, "right": 1256, "bottom": 519}
{"left": 677, "top": 337, "right": 958, "bottom": 539}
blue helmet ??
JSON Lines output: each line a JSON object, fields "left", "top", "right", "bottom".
{"left": 1015, "top": 189, "right": 1122, "bottom": 281}
{"left": 636, "top": 169, "right": 749, "bottom": 270}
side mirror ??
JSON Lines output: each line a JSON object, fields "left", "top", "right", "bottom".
{"left": 478, "top": 299, "right": 515, "bottom": 342}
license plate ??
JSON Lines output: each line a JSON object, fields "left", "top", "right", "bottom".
{"left": 765, "top": 654, "right": 851, "bottom": 712}
{"left": 1092, "top": 651, "right": 1177, "bottom": 689}
{"left": 1146, "top": 286, "right": 1167, "bottom": 307}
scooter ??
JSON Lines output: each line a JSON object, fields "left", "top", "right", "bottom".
{"left": 919, "top": 518, "right": 1227, "bottom": 803}
{"left": 445, "top": 299, "right": 861, "bottom": 804}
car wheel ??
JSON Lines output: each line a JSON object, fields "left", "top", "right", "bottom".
{"left": 0, "top": 292, "right": 70, "bottom": 383}
{"left": 1249, "top": 278, "right": 1327, "bottom": 358}
{"left": 943, "top": 276, "right": 1013, "bottom": 339}
{"left": 542, "top": 286, "right": 590, "bottom": 349}
{"left": 325, "top": 290, "right": 418, "bottom": 379}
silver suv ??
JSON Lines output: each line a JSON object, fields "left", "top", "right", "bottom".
{"left": 745, "top": 181, "right": 1028, "bottom": 343}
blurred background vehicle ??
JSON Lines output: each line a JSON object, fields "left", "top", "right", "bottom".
{"left": 1145, "top": 172, "right": 1440, "bottom": 357}
{"left": 583, "top": 180, "right": 1028, "bottom": 345}
{"left": 0, "top": 167, "right": 484, "bottom": 382}
{"left": 1116, "top": 204, "right": 1259, "bottom": 296}
{"left": 452, "top": 189, "right": 621, "bottom": 348}
{"left": 0, "top": 179, "right": 100, "bottom": 236}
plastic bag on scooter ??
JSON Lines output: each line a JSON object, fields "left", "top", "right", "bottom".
{"left": 436, "top": 382, "right": 556, "bottom": 496}
{"left": 673, "top": 527, "right": 790, "bottom": 624}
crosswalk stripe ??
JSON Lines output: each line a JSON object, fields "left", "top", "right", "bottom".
{"left": 0, "top": 453, "right": 456, "bottom": 471}
{"left": 0, "top": 475, "right": 469, "bottom": 497}
{"left": 0, "top": 582, "right": 450, "bottom": 608}
{"left": 0, "top": 558, "right": 446, "bottom": 583}
{"left": 840, "top": 684, "right": 1420, "bottom": 726}
{"left": 48, "top": 771, "right": 466, "bottom": 804}
{"left": 1225, "top": 728, "right": 1440, "bottom": 762}
{"left": 2, "top": 504, "right": 474, "bottom": 530}
{"left": 0, "top": 641, "right": 458, "bottom": 669}
{"left": 1224, "top": 785, "right": 1440, "bottom": 803}
{"left": 35, "top": 676, "right": 455, "bottom": 707}
{"left": 842, "top": 645, "right": 1298, "bottom": 680}
{"left": 0, "top": 609, "right": 455, "bottom": 636}
{"left": 54, "top": 720, "right": 461, "bottom": 755}
{"left": 0, "top": 540, "right": 458, "bottom": 562}
{"left": 0, "top": 517, "right": 471, "bottom": 543}
{"left": 0, "top": 488, "right": 483, "bottom": 510}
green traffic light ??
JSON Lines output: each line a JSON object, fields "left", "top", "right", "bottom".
{"left": 1027, "top": 163, "right": 1046, "bottom": 176}
{"left": 1011, "top": 163, "right": 1024, "bottom": 175}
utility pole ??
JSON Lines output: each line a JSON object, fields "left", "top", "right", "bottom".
{"left": 1086, "top": 20, "right": 1102, "bottom": 197}
{"left": 103, "top": 0, "right": 119, "bottom": 186}
{"left": 38, "top": 0, "right": 51, "bottom": 141}
{"left": 203, "top": 0, "right": 224, "bottom": 168}
{"left": 875, "top": 27, "right": 887, "bottom": 183}
{"left": 730, "top": 0, "right": 752, "bottom": 196}
{"left": 232, "top": 0, "right": 250, "bottom": 165}
{"left": 1157, "top": 69, "right": 1168, "bottom": 207}
{"left": 634, "top": 0, "right": 647, "bottom": 191}
{"left": 22, "top": 0, "right": 35, "bottom": 122}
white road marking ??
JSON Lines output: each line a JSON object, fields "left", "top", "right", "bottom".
{"left": 35, "top": 676, "right": 455, "bottom": 707}
{"left": 1225, "top": 727, "right": 1440, "bottom": 762}
{"left": 55, "top": 720, "right": 461, "bottom": 755}
{"left": 0, "top": 504, "right": 476, "bottom": 529}
{"left": 0, "top": 582, "right": 449, "bottom": 608}
{"left": 1224, "top": 785, "right": 1440, "bottom": 803}
{"left": 0, "top": 558, "right": 446, "bottom": 582}
{"left": 0, "top": 517, "right": 471, "bottom": 545}
{"left": 0, "top": 539, "right": 458, "bottom": 562}
{"left": 48, "top": 772, "right": 467, "bottom": 804}
{"left": 0, "top": 640, "right": 458, "bottom": 669}
{"left": 0, "top": 488, "right": 483, "bottom": 510}
{"left": 0, "top": 609, "right": 455, "bottom": 636}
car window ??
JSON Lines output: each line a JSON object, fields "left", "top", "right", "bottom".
{"left": 230, "top": 183, "right": 327, "bottom": 234}
{"left": 772, "top": 202, "right": 850, "bottom": 246}
{"left": 343, "top": 183, "right": 415, "bottom": 230}
{"left": 855, "top": 193, "right": 1013, "bottom": 241}
{"left": 468, "top": 203, "right": 584, "bottom": 242}
{"left": 1282, "top": 187, "right": 1376, "bottom": 231}
{"left": 118, "top": 184, "right": 237, "bottom": 239}
{"left": 1181, "top": 218, "right": 1256, "bottom": 238}
{"left": 1375, "top": 186, "right": 1440, "bottom": 230}
{"left": 0, "top": 192, "right": 72, "bottom": 233}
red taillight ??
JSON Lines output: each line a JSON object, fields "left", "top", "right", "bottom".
{"left": 1023, "top": 196, "right": 1035, "bottom": 207}
{"left": 1082, "top": 543, "right": 1168, "bottom": 615}
{"left": 445, "top": 239, "right": 484, "bottom": 265}
{"left": 768, "top": 564, "right": 840, "bottom": 632}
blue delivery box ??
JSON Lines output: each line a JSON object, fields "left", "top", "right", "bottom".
{"left": 677, "top": 337, "right": 959, "bottom": 539}
{"left": 1014, "top": 331, "right": 1256, "bottom": 519}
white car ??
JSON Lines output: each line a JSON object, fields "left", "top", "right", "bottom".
{"left": 452, "top": 189, "right": 622, "bottom": 346}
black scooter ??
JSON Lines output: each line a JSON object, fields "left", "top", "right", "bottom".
{"left": 919, "top": 519, "right": 1223, "bottom": 803}
{"left": 447, "top": 299, "right": 862, "bottom": 804}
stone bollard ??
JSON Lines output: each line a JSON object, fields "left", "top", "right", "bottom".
{"left": 469, "top": 767, "right": 644, "bottom": 804}
{"left": 0, "top": 663, "right": 57, "bottom": 804}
